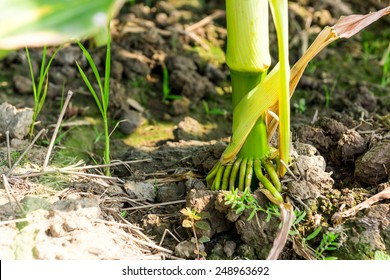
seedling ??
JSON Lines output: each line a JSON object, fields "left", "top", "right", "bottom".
{"left": 161, "top": 64, "right": 181, "bottom": 103}
{"left": 180, "top": 207, "right": 210, "bottom": 259}
{"left": 202, "top": 100, "right": 226, "bottom": 116}
{"left": 76, "top": 27, "right": 112, "bottom": 175}
{"left": 381, "top": 46, "right": 390, "bottom": 87}
{"left": 293, "top": 98, "right": 306, "bottom": 114}
{"left": 26, "top": 46, "right": 60, "bottom": 136}
{"left": 323, "top": 80, "right": 337, "bottom": 109}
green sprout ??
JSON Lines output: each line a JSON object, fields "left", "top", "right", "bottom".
{"left": 381, "top": 46, "right": 390, "bottom": 87}
{"left": 161, "top": 64, "right": 180, "bottom": 103}
{"left": 293, "top": 98, "right": 306, "bottom": 114}
{"left": 26, "top": 46, "right": 60, "bottom": 136}
{"left": 180, "top": 207, "right": 210, "bottom": 259}
{"left": 76, "top": 27, "right": 112, "bottom": 175}
{"left": 202, "top": 100, "right": 226, "bottom": 116}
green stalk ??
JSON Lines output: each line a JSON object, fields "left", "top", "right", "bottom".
{"left": 231, "top": 71, "right": 269, "bottom": 160}
{"left": 227, "top": 0, "right": 270, "bottom": 161}
{"left": 77, "top": 26, "right": 111, "bottom": 175}
{"left": 269, "top": 0, "right": 290, "bottom": 176}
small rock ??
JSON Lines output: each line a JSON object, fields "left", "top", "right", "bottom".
{"left": 296, "top": 155, "right": 327, "bottom": 172}
{"left": 237, "top": 244, "right": 257, "bottom": 260}
{"left": 143, "top": 214, "right": 170, "bottom": 236}
{"left": 157, "top": 182, "right": 186, "bottom": 203}
{"left": 174, "top": 240, "right": 204, "bottom": 259}
{"left": 55, "top": 46, "right": 83, "bottom": 65}
{"left": 156, "top": 1, "right": 176, "bottom": 14}
{"left": 172, "top": 96, "right": 190, "bottom": 116}
{"left": 124, "top": 181, "right": 156, "bottom": 202}
{"left": 317, "top": 117, "right": 348, "bottom": 141}
{"left": 13, "top": 75, "right": 32, "bottom": 94}
{"left": 185, "top": 178, "right": 206, "bottom": 191}
{"left": 121, "top": 56, "right": 150, "bottom": 78}
{"left": 186, "top": 189, "right": 233, "bottom": 237}
{"left": 111, "top": 60, "right": 124, "bottom": 80}
{"left": 223, "top": 241, "right": 236, "bottom": 257}
{"left": 119, "top": 109, "right": 144, "bottom": 135}
{"left": 293, "top": 142, "right": 318, "bottom": 157}
{"left": 10, "top": 138, "right": 29, "bottom": 149}
{"left": 0, "top": 102, "right": 33, "bottom": 139}
{"left": 156, "top": 13, "right": 169, "bottom": 27}
{"left": 337, "top": 129, "right": 366, "bottom": 161}
{"left": 205, "top": 63, "right": 225, "bottom": 82}
{"left": 335, "top": 204, "right": 389, "bottom": 260}
{"left": 173, "top": 117, "right": 204, "bottom": 141}
{"left": 355, "top": 141, "right": 390, "bottom": 185}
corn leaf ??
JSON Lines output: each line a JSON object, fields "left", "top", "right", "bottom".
{"left": 0, "top": 0, "right": 124, "bottom": 49}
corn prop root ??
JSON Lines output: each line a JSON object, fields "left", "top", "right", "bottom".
{"left": 206, "top": 157, "right": 283, "bottom": 202}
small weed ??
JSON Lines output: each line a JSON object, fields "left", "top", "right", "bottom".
{"left": 26, "top": 46, "right": 60, "bottom": 136}
{"left": 323, "top": 80, "right": 337, "bottom": 109}
{"left": 374, "top": 251, "right": 390, "bottom": 260}
{"left": 120, "top": 210, "right": 127, "bottom": 218}
{"left": 202, "top": 100, "right": 227, "bottom": 116}
{"left": 381, "top": 46, "right": 390, "bottom": 87}
{"left": 225, "top": 188, "right": 266, "bottom": 220}
{"left": 225, "top": 189, "right": 340, "bottom": 260}
{"left": 293, "top": 98, "right": 306, "bottom": 114}
{"left": 180, "top": 207, "right": 210, "bottom": 259}
{"left": 161, "top": 64, "right": 181, "bottom": 103}
{"left": 76, "top": 27, "right": 112, "bottom": 175}
{"left": 314, "top": 230, "right": 340, "bottom": 260}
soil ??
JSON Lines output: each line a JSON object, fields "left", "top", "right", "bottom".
{"left": 1, "top": 0, "right": 390, "bottom": 260}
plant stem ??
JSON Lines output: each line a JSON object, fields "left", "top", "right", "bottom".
{"left": 270, "top": 0, "right": 290, "bottom": 176}
{"left": 231, "top": 71, "right": 269, "bottom": 159}
{"left": 103, "top": 115, "right": 110, "bottom": 175}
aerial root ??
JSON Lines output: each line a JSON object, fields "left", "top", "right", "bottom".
{"left": 207, "top": 157, "right": 283, "bottom": 202}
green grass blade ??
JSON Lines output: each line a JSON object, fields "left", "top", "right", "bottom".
{"left": 36, "top": 75, "right": 49, "bottom": 117}
{"left": 269, "top": 0, "right": 290, "bottom": 176}
{"left": 25, "top": 47, "right": 37, "bottom": 99}
{"left": 103, "top": 29, "right": 111, "bottom": 112}
{"left": 37, "top": 46, "right": 60, "bottom": 97}
{"left": 77, "top": 41, "right": 104, "bottom": 96}
{"left": 305, "top": 226, "right": 322, "bottom": 241}
{"left": 76, "top": 61, "right": 104, "bottom": 115}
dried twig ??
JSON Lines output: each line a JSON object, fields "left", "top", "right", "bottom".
{"left": 2, "top": 174, "right": 24, "bottom": 213}
{"left": 332, "top": 187, "right": 390, "bottom": 224}
{"left": 185, "top": 10, "right": 225, "bottom": 32}
{"left": 42, "top": 90, "right": 74, "bottom": 170}
{"left": 159, "top": 228, "right": 181, "bottom": 246}
{"left": 122, "top": 200, "right": 186, "bottom": 211}
{"left": 6, "top": 128, "right": 47, "bottom": 177}
{"left": 5, "top": 130, "right": 11, "bottom": 168}
{"left": 0, "top": 217, "right": 42, "bottom": 226}
{"left": 280, "top": 159, "right": 299, "bottom": 182}
{"left": 111, "top": 227, "right": 173, "bottom": 254}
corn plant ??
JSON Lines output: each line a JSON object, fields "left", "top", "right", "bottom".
{"left": 26, "top": 46, "right": 60, "bottom": 136}
{"left": 207, "top": 1, "right": 389, "bottom": 259}
{"left": 207, "top": 2, "right": 390, "bottom": 200}
{"left": 76, "top": 28, "right": 112, "bottom": 175}
{"left": 206, "top": 0, "right": 291, "bottom": 197}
